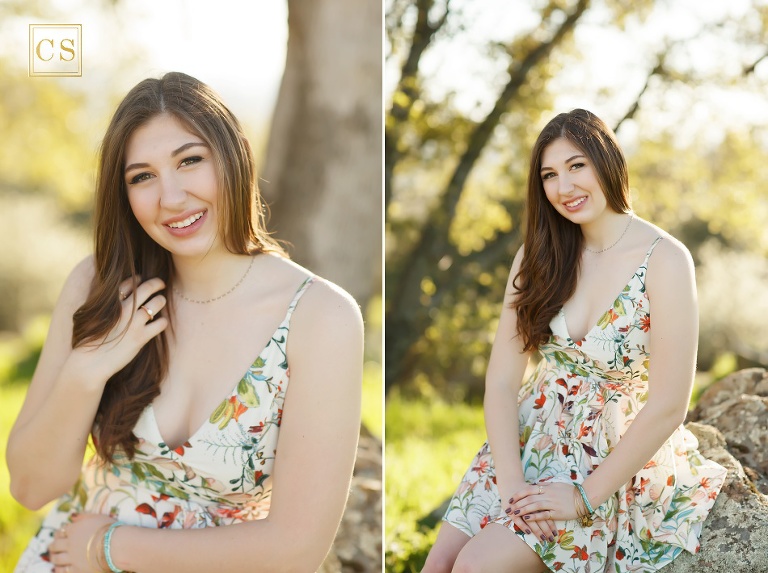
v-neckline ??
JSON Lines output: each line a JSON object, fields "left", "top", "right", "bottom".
{"left": 560, "top": 238, "right": 660, "bottom": 343}
{"left": 147, "top": 276, "right": 313, "bottom": 453}
{"left": 147, "top": 323, "right": 281, "bottom": 454}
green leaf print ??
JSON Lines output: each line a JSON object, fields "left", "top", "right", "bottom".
{"left": 559, "top": 531, "right": 575, "bottom": 551}
{"left": 209, "top": 398, "right": 229, "bottom": 425}
{"left": 253, "top": 356, "right": 266, "bottom": 368}
{"left": 237, "top": 378, "right": 261, "bottom": 408}
{"left": 597, "top": 310, "right": 612, "bottom": 329}
{"left": 613, "top": 298, "right": 626, "bottom": 316}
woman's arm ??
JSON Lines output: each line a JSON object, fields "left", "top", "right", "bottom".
{"left": 483, "top": 248, "right": 556, "bottom": 539}
{"left": 578, "top": 239, "right": 698, "bottom": 510}
{"left": 7, "top": 257, "right": 168, "bottom": 509}
{"left": 102, "top": 280, "right": 364, "bottom": 573}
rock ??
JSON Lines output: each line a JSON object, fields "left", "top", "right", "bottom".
{"left": 689, "top": 368, "right": 768, "bottom": 493}
{"left": 319, "top": 432, "right": 382, "bottom": 572}
{"left": 667, "top": 368, "right": 768, "bottom": 572}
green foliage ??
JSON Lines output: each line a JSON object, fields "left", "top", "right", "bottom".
{"left": 385, "top": 392, "right": 485, "bottom": 571}
{"left": 386, "top": 0, "right": 768, "bottom": 395}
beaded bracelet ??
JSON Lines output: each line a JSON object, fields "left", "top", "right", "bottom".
{"left": 574, "top": 483, "right": 595, "bottom": 514}
{"left": 104, "top": 522, "right": 126, "bottom": 573}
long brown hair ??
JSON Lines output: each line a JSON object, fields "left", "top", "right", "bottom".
{"left": 513, "top": 109, "right": 631, "bottom": 350}
{"left": 73, "top": 72, "right": 284, "bottom": 461}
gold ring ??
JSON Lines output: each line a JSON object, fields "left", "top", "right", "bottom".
{"left": 140, "top": 305, "right": 155, "bottom": 320}
{"left": 538, "top": 485, "right": 543, "bottom": 495}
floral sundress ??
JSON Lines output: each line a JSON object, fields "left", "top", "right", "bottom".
{"left": 15, "top": 277, "right": 315, "bottom": 572}
{"left": 443, "top": 238, "right": 727, "bottom": 572}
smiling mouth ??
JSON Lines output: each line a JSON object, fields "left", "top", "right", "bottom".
{"left": 564, "top": 197, "right": 586, "bottom": 208}
{"left": 166, "top": 211, "right": 204, "bottom": 229}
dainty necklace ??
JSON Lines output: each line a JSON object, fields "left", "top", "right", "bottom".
{"left": 584, "top": 213, "right": 634, "bottom": 254}
{"left": 173, "top": 256, "right": 255, "bottom": 304}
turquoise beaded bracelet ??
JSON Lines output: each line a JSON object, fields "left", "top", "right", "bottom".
{"left": 574, "top": 482, "right": 595, "bottom": 515}
{"left": 104, "top": 522, "right": 126, "bottom": 573}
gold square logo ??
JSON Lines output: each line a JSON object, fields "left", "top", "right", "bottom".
{"left": 29, "top": 24, "right": 82, "bottom": 77}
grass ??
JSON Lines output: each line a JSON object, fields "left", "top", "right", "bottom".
{"left": 385, "top": 392, "right": 485, "bottom": 572}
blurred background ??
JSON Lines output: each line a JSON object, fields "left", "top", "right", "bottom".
{"left": 385, "top": 0, "right": 768, "bottom": 570}
{"left": 0, "top": 0, "right": 381, "bottom": 570}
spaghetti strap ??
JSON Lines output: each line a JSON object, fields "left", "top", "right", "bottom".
{"left": 283, "top": 276, "right": 316, "bottom": 327}
{"left": 643, "top": 236, "right": 664, "bottom": 266}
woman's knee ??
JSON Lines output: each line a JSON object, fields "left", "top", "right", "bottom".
{"left": 421, "top": 551, "right": 455, "bottom": 573}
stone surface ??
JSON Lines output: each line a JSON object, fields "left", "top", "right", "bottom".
{"left": 318, "top": 432, "right": 382, "bottom": 573}
{"left": 666, "top": 368, "right": 768, "bottom": 572}
{"left": 689, "top": 368, "right": 768, "bottom": 494}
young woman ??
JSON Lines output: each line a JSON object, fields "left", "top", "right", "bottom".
{"left": 8, "top": 72, "right": 363, "bottom": 573}
{"left": 423, "top": 109, "right": 726, "bottom": 573}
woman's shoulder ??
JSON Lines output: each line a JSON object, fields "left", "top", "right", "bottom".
{"left": 58, "top": 255, "right": 96, "bottom": 312}
{"left": 631, "top": 219, "right": 694, "bottom": 287}
{"left": 260, "top": 253, "right": 363, "bottom": 327}
{"left": 632, "top": 218, "right": 692, "bottom": 266}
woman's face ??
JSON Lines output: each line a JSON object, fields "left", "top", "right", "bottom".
{"left": 124, "top": 113, "right": 222, "bottom": 258}
{"left": 540, "top": 137, "right": 608, "bottom": 225}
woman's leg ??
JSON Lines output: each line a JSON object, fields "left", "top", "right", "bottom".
{"left": 421, "top": 522, "right": 472, "bottom": 573}
{"left": 451, "top": 524, "right": 547, "bottom": 573}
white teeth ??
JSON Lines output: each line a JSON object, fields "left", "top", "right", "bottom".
{"left": 565, "top": 197, "right": 586, "bottom": 208}
{"left": 167, "top": 212, "right": 204, "bottom": 229}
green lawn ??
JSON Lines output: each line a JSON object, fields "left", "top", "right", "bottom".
{"left": 385, "top": 392, "right": 485, "bottom": 572}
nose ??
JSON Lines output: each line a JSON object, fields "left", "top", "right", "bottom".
{"left": 558, "top": 172, "right": 575, "bottom": 196}
{"left": 159, "top": 171, "right": 187, "bottom": 208}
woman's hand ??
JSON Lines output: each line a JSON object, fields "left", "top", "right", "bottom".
{"left": 71, "top": 276, "right": 168, "bottom": 385}
{"left": 507, "top": 482, "right": 581, "bottom": 534}
{"left": 502, "top": 482, "right": 559, "bottom": 542}
{"left": 48, "top": 514, "right": 115, "bottom": 573}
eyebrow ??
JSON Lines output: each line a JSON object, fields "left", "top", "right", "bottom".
{"left": 124, "top": 142, "right": 209, "bottom": 174}
{"left": 540, "top": 154, "right": 586, "bottom": 172}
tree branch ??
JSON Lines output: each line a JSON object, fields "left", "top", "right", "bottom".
{"left": 385, "top": 0, "right": 451, "bottom": 208}
{"left": 744, "top": 50, "right": 768, "bottom": 76}
{"left": 613, "top": 58, "right": 665, "bottom": 133}
{"left": 392, "top": 0, "right": 590, "bottom": 310}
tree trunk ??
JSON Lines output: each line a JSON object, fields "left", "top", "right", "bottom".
{"left": 263, "top": 0, "right": 382, "bottom": 309}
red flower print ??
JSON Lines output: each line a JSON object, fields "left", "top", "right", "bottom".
{"left": 472, "top": 457, "right": 490, "bottom": 474}
{"left": 635, "top": 477, "right": 650, "bottom": 495}
{"left": 135, "top": 503, "right": 157, "bottom": 518}
{"left": 571, "top": 545, "right": 589, "bottom": 561}
{"left": 534, "top": 392, "right": 546, "bottom": 409}
{"left": 606, "top": 308, "right": 619, "bottom": 324}
{"left": 174, "top": 441, "right": 192, "bottom": 456}
{"left": 553, "top": 563, "right": 564, "bottom": 571}
{"left": 228, "top": 396, "right": 249, "bottom": 422}
{"left": 277, "top": 408, "right": 283, "bottom": 425}
{"left": 151, "top": 494, "right": 170, "bottom": 503}
{"left": 159, "top": 506, "right": 181, "bottom": 528}
{"left": 667, "top": 475, "right": 675, "bottom": 486}
{"left": 639, "top": 314, "right": 650, "bottom": 332}
{"left": 249, "top": 422, "right": 264, "bottom": 433}
{"left": 577, "top": 423, "right": 590, "bottom": 439}
{"left": 479, "top": 515, "right": 490, "bottom": 529}
{"left": 700, "top": 477, "right": 710, "bottom": 488}
{"left": 616, "top": 546, "right": 625, "bottom": 560}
